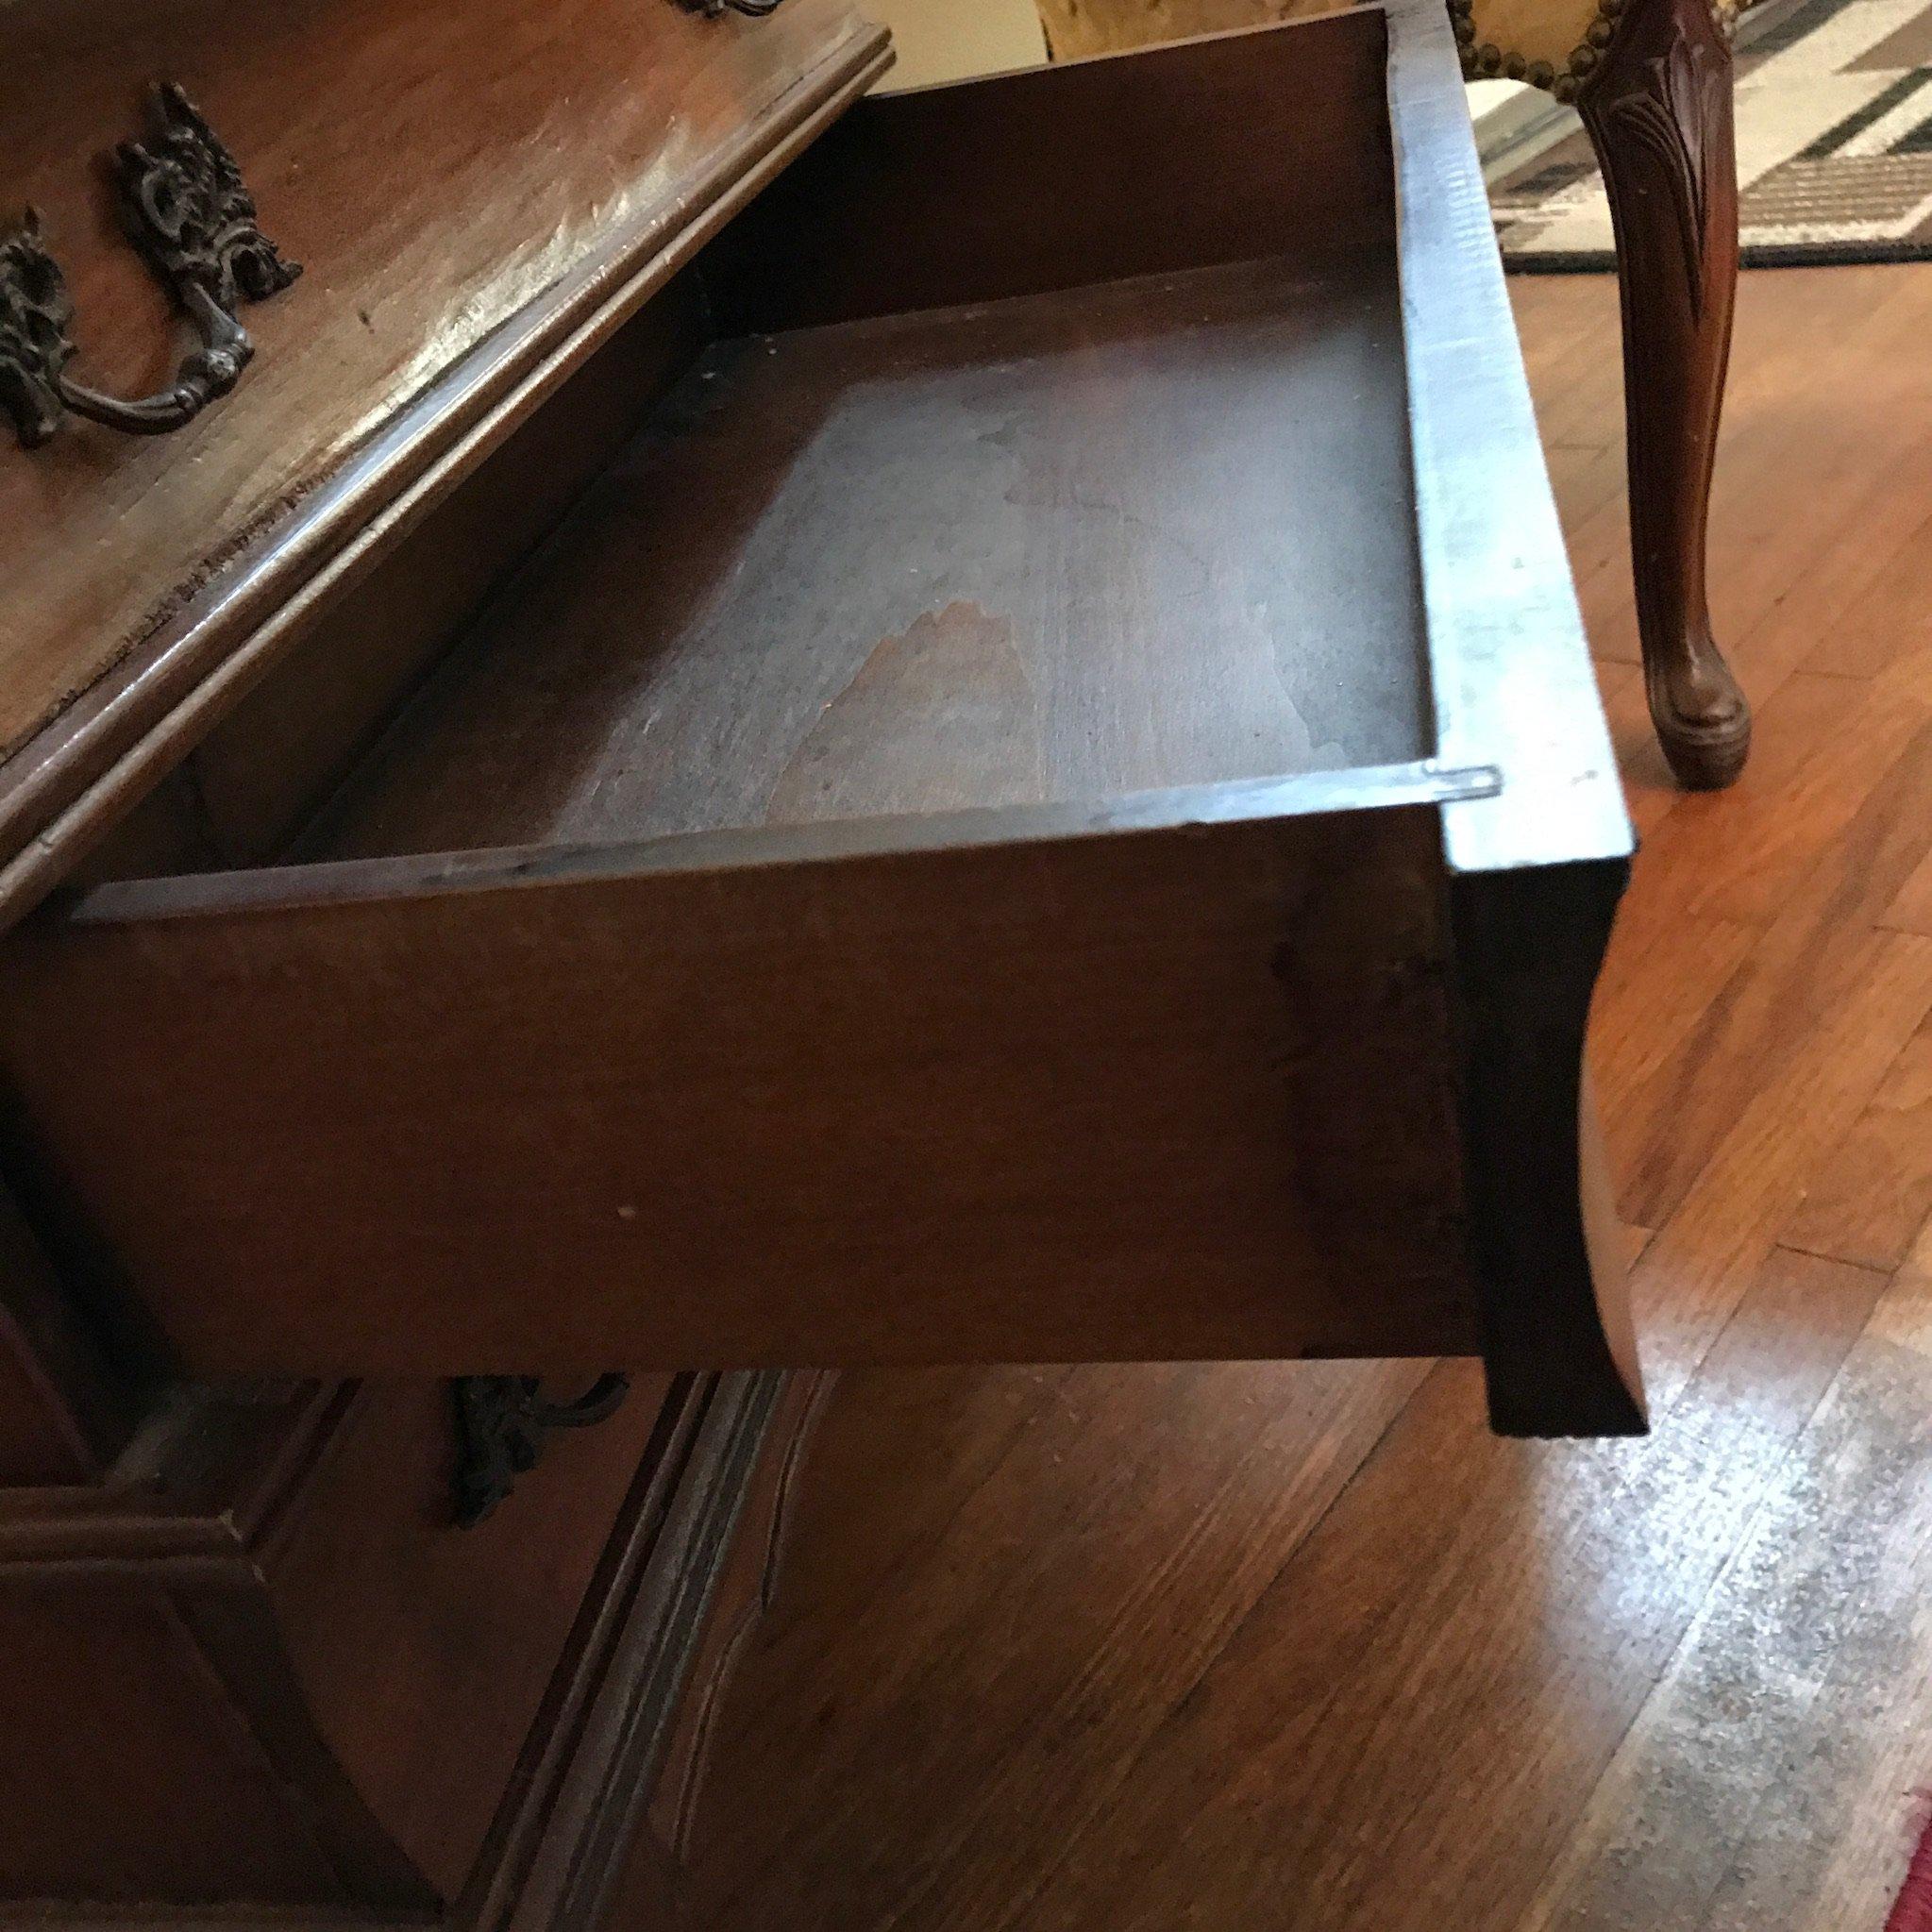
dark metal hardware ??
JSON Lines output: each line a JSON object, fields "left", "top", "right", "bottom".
{"left": 0, "top": 83, "right": 299, "bottom": 449}
{"left": 681, "top": 0, "right": 790, "bottom": 18}
{"left": 449, "top": 1374, "right": 632, "bottom": 1528}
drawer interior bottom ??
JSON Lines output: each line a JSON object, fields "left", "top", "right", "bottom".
{"left": 302, "top": 250, "right": 1431, "bottom": 865}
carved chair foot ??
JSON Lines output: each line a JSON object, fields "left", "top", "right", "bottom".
{"left": 1649, "top": 629, "right": 1751, "bottom": 788}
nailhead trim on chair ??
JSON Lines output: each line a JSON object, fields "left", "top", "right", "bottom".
{"left": 1451, "top": 0, "right": 1733, "bottom": 101}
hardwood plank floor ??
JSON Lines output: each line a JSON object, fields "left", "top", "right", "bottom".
{"left": 613, "top": 262, "right": 1932, "bottom": 1931}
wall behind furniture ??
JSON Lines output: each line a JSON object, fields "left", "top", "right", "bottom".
{"left": 865, "top": 0, "right": 1532, "bottom": 147}
{"left": 863, "top": 0, "right": 1048, "bottom": 86}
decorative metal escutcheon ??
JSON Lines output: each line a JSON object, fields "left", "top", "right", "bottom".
{"left": 449, "top": 1374, "right": 633, "bottom": 1529}
{"left": 0, "top": 82, "right": 299, "bottom": 449}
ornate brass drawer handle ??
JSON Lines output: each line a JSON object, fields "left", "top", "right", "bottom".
{"left": 450, "top": 1374, "right": 633, "bottom": 1528}
{"left": 0, "top": 83, "right": 299, "bottom": 450}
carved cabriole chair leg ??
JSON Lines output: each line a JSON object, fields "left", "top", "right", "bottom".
{"left": 1577, "top": 0, "right": 1751, "bottom": 787}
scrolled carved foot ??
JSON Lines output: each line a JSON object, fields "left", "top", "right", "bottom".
{"left": 1649, "top": 628, "right": 1751, "bottom": 788}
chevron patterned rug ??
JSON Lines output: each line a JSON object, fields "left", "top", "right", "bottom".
{"left": 1493, "top": 0, "right": 1932, "bottom": 267}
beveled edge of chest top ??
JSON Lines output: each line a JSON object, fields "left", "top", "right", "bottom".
{"left": 0, "top": 0, "right": 892, "bottom": 931}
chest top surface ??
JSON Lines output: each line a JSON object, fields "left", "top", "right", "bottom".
{"left": 0, "top": 0, "right": 888, "bottom": 888}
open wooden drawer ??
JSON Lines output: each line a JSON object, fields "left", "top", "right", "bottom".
{"left": 0, "top": 0, "right": 1640, "bottom": 1438}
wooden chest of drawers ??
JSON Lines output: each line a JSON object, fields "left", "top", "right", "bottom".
{"left": 0, "top": 0, "right": 1639, "bottom": 1919}
{"left": 0, "top": 1367, "right": 824, "bottom": 1925}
